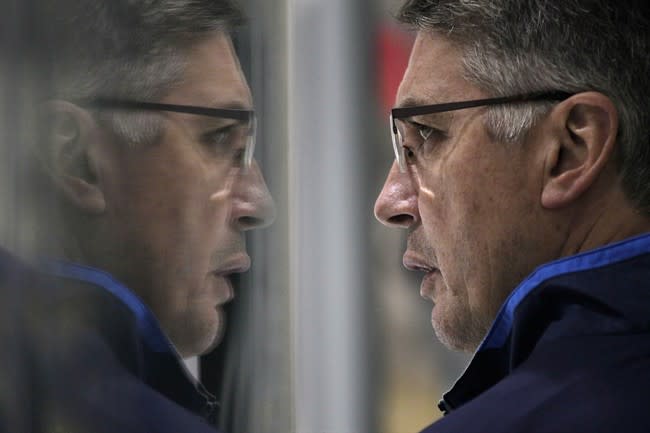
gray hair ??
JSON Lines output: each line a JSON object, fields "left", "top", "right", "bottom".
{"left": 37, "top": 0, "right": 244, "bottom": 145}
{"left": 398, "top": 0, "right": 650, "bottom": 213}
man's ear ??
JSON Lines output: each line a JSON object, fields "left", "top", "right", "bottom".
{"left": 540, "top": 92, "right": 618, "bottom": 209}
{"left": 38, "top": 101, "right": 106, "bottom": 214}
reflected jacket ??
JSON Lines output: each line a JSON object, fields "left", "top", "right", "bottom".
{"left": 1, "top": 249, "right": 222, "bottom": 433}
{"left": 420, "top": 233, "right": 650, "bottom": 433}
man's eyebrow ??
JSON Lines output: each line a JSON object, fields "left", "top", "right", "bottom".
{"left": 395, "top": 97, "right": 455, "bottom": 122}
{"left": 208, "top": 99, "right": 254, "bottom": 111}
{"left": 184, "top": 100, "right": 254, "bottom": 127}
{"left": 395, "top": 97, "right": 438, "bottom": 109}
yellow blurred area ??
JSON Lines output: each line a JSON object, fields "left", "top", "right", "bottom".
{"left": 381, "top": 370, "right": 443, "bottom": 433}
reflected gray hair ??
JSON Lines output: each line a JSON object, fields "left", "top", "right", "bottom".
{"left": 38, "top": 0, "right": 244, "bottom": 145}
{"left": 398, "top": 0, "right": 650, "bottom": 213}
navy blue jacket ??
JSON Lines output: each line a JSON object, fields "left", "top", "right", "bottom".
{"left": 0, "top": 249, "right": 222, "bottom": 433}
{"left": 421, "top": 233, "right": 650, "bottom": 433}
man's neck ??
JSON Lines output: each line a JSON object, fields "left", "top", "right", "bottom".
{"left": 560, "top": 188, "right": 650, "bottom": 257}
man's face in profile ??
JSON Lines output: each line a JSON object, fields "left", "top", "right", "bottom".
{"left": 94, "top": 32, "right": 275, "bottom": 357}
{"left": 375, "top": 33, "right": 545, "bottom": 352}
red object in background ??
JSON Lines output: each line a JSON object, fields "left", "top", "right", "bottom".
{"left": 377, "top": 24, "right": 414, "bottom": 114}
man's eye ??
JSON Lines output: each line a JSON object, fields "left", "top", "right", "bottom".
{"left": 202, "top": 126, "right": 240, "bottom": 155}
{"left": 412, "top": 122, "right": 445, "bottom": 142}
{"left": 403, "top": 121, "right": 447, "bottom": 165}
{"left": 204, "top": 125, "right": 230, "bottom": 144}
{"left": 418, "top": 124, "right": 434, "bottom": 140}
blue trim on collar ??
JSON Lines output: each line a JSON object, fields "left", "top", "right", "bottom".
{"left": 39, "top": 259, "right": 172, "bottom": 353}
{"left": 480, "top": 232, "right": 650, "bottom": 351}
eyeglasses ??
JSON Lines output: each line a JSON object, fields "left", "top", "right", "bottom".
{"left": 389, "top": 91, "right": 574, "bottom": 172}
{"left": 77, "top": 98, "right": 257, "bottom": 171}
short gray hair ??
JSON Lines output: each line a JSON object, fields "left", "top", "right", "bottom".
{"left": 398, "top": 0, "right": 650, "bottom": 213}
{"left": 37, "top": 0, "right": 244, "bottom": 145}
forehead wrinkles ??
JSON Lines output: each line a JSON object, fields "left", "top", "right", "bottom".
{"left": 396, "top": 32, "right": 476, "bottom": 107}
{"left": 176, "top": 33, "right": 252, "bottom": 108}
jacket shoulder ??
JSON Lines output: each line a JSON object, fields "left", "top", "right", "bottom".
{"left": 421, "top": 334, "right": 650, "bottom": 433}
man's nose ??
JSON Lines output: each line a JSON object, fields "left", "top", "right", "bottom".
{"left": 230, "top": 161, "right": 276, "bottom": 231}
{"left": 374, "top": 161, "right": 420, "bottom": 228}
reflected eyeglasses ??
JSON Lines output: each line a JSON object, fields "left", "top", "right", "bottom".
{"left": 77, "top": 98, "right": 257, "bottom": 171}
{"left": 389, "top": 91, "right": 575, "bottom": 172}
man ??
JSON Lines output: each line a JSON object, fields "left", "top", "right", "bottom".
{"left": 3, "top": 0, "right": 274, "bottom": 431}
{"left": 375, "top": 0, "right": 650, "bottom": 432}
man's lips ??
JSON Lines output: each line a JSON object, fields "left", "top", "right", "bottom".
{"left": 211, "top": 253, "right": 250, "bottom": 306}
{"left": 214, "top": 253, "right": 251, "bottom": 276}
{"left": 403, "top": 250, "right": 439, "bottom": 300}
{"left": 403, "top": 250, "right": 437, "bottom": 273}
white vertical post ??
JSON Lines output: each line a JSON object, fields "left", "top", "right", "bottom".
{"left": 288, "top": 1, "right": 367, "bottom": 432}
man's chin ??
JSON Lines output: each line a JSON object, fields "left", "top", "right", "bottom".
{"left": 431, "top": 307, "right": 484, "bottom": 353}
{"left": 172, "top": 310, "right": 226, "bottom": 358}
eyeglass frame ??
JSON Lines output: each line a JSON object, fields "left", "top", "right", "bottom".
{"left": 75, "top": 98, "right": 257, "bottom": 171}
{"left": 389, "top": 90, "right": 575, "bottom": 172}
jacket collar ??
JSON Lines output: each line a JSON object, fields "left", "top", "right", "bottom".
{"left": 39, "top": 259, "right": 170, "bottom": 352}
{"left": 439, "top": 232, "right": 650, "bottom": 414}
{"left": 37, "top": 259, "right": 219, "bottom": 421}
